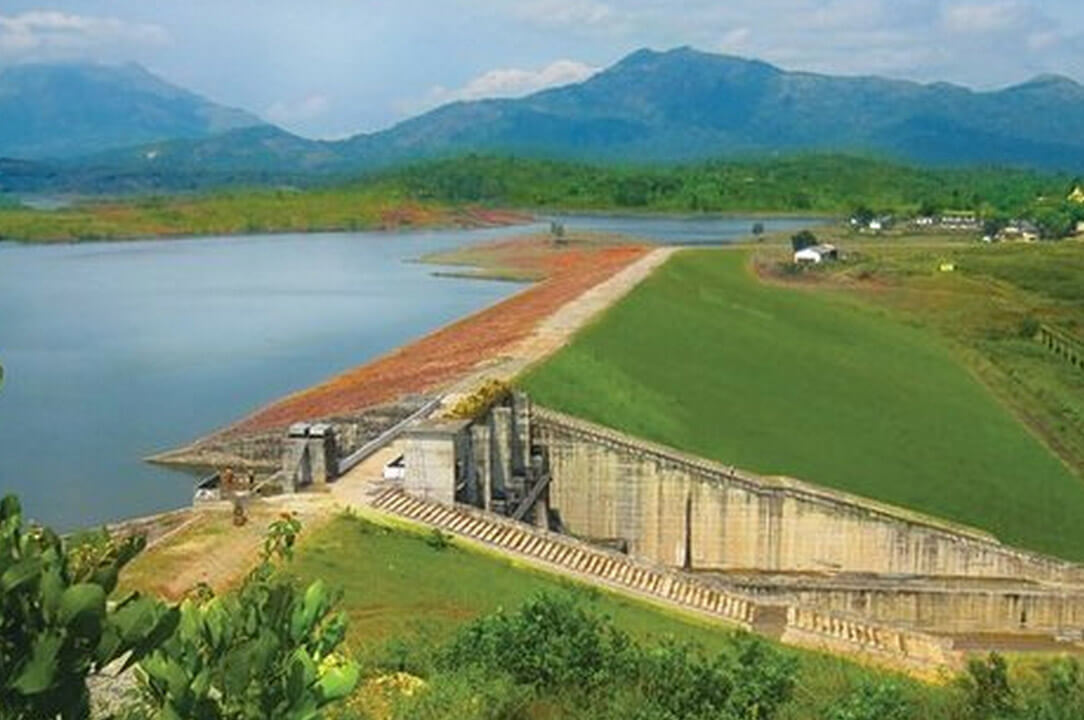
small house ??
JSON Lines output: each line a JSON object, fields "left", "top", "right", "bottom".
{"left": 794, "top": 243, "right": 839, "bottom": 264}
{"left": 1000, "top": 220, "right": 1041, "bottom": 243}
{"left": 1075, "top": 221, "right": 1084, "bottom": 236}
{"left": 940, "top": 211, "right": 980, "bottom": 231}
{"left": 1069, "top": 186, "right": 1084, "bottom": 204}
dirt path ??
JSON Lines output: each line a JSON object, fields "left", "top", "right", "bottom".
{"left": 438, "top": 246, "right": 678, "bottom": 405}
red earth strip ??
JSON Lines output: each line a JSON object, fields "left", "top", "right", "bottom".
{"left": 223, "top": 239, "right": 648, "bottom": 436}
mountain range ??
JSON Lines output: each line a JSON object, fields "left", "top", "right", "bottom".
{"left": 2, "top": 47, "right": 1084, "bottom": 192}
{"left": 0, "top": 62, "right": 263, "bottom": 160}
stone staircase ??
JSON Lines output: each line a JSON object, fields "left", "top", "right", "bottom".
{"left": 369, "top": 487, "right": 963, "bottom": 673}
{"left": 370, "top": 487, "right": 759, "bottom": 629}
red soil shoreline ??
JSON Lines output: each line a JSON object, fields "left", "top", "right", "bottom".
{"left": 221, "top": 238, "right": 648, "bottom": 436}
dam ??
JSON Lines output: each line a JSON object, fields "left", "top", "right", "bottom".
{"left": 384, "top": 389, "right": 1084, "bottom": 666}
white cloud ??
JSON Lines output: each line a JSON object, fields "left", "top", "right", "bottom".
{"left": 513, "top": 0, "right": 614, "bottom": 27}
{"left": 1027, "top": 30, "right": 1061, "bottom": 51}
{"left": 941, "top": 2, "right": 1027, "bottom": 34}
{"left": 402, "top": 58, "right": 599, "bottom": 115}
{"left": 0, "top": 11, "right": 169, "bottom": 61}
{"left": 266, "top": 94, "right": 331, "bottom": 125}
{"left": 477, "top": 0, "right": 1076, "bottom": 88}
{"left": 718, "top": 27, "right": 751, "bottom": 51}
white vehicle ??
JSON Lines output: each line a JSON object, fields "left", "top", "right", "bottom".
{"left": 382, "top": 454, "right": 406, "bottom": 481}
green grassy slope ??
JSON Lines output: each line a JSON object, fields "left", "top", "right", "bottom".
{"left": 521, "top": 249, "right": 1084, "bottom": 560}
{"left": 292, "top": 512, "right": 954, "bottom": 720}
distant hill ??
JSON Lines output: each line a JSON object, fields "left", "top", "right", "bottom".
{"left": 0, "top": 62, "right": 264, "bottom": 159}
{"left": 351, "top": 47, "right": 1084, "bottom": 170}
{"left": 4, "top": 48, "right": 1084, "bottom": 193}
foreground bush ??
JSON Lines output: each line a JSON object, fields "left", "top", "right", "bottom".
{"left": 414, "top": 593, "right": 797, "bottom": 720}
{"left": 441, "top": 593, "right": 635, "bottom": 694}
{"left": 0, "top": 494, "right": 176, "bottom": 719}
{"left": 1, "top": 493, "right": 358, "bottom": 720}
{"left": 959, "top": 654, "right": 1084, "bottom": 720}
{"left": 127, "top": 513, "right": 360, "bottom": 720}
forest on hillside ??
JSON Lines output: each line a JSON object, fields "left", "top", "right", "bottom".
{"left": 3, "top": 154, "right": 1082, "bottom": 242}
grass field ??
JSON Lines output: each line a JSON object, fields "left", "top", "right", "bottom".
{"left": 290, "top": 511, "right": 956, "bottom": 720}
{"left": 755, "top": 237, "right": 1084, "bottom": 478}
{"left": 0, "top": 186, "right": 492, "bottom": 242}
{"left": 520, "top": 249, "right": 1084, "bottom": 561}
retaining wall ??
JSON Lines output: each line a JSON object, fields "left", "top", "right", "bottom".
{"left": 713, "top": 576, "right": 1084, "bottom": 634}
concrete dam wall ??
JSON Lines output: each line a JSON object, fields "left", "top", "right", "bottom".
{"left": 534, "top": 408, "right": 1084, "bottom": 585}
{"left": 399, "top": 395, "right": 1084, "bottom": 641}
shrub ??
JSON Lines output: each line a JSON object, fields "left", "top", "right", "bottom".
{"left": 791, "top": 230, "right": 818, "bottom": 252}
{"left": 826, "top": 680, "right": 912, "bottom": 720}
{"left": 960, "top": 653, "right": 1018, "bottom": 720}
{"left": 0, "top": 494, "right": 175, "bottom": 720}
{"left": 437, "top": 595, "right": 796, "bottom": 720}
{"left": 130, "top": 516, "right": 360, "bottom": 720}
{"left": 439, "top": 593, "right": 634, "bottom": 693}
{"left": 723, "top": 633, "right": 798, "bottom": 719}
{"left": 388, "top": 669, "right": 529, "bottom": 720}
{"left": 1018, "top": 316, "right": 1041, "bottom": 339}
{"left": 425, "top": 529, "right": 452, "bottom": 551}
{"left": 636, "top": 641, "right": 736, "bottom": 720}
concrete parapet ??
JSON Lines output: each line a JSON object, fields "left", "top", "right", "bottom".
{"left": 782, "top": 606, "right": 962, "bottom": 672}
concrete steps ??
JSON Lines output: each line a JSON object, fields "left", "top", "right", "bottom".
{"left": 370, "top": 488, "right": 757, "bottom": 629}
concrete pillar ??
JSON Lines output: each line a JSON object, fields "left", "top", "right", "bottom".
{"left": 511, "top": 392, "right": 532, "bottom": 476}
{"left": 307, "top": 423, "right": 337, "bottom": 487}
{"left": 404, "top": 420, "right": 470, "bottom": 506}
{"left": 471, "top": 423, "right": 492, "bottom": 510}
{"left": 282, "top": 423, "right": 311, "bottom": 493}
{"left": 533, "top": 492, "right": 550, "bottom": 530}
{"left": 490, "top": 407, "right": 513, "bottom": 501}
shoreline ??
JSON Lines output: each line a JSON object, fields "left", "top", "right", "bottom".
{"left": 0, "top": 205, "right": 836, "bottom": 246}
{"left": 0, "top": 206, "right": 538, "bottom": 245}
{"left": 158, "top": 233, "right": 657, "bottom": 467}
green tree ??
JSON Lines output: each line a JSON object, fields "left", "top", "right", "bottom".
{"left": 130, "top": 514, "right": 359, "bottom": 720}
{"left": 983, "top": 216, "right": 1008, "bottom": 238}
{"left": 851, "top": 205, "right": 876, "bottom": 225}
{"left": 791, "top": 230, "right": 818, "bottom": 252}
{"left": 917, "top": 200, "right": 940, "bottom": 218}
{"left": 0, "top": 495, "right": 177, "bottom": 720}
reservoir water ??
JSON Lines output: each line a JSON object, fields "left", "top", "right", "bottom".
{"left": 0, "top": 215, "right": 821, "bottom": 529}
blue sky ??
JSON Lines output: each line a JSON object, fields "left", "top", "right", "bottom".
{"left": 2, "top": 1, "right": 1083, "bottom": 139}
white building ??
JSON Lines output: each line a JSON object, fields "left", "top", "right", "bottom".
{"left": 794, "top": 244, "right": 839, "bottom": 264}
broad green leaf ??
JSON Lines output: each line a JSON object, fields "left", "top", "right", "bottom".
{"left": 315, "top": 661, "right": 360, "bottom": 702}
{"left": 1, "top": 556, "right": 42, "bottom": 592}
{"left": 11, "top": 631, "right": 63, "bottom": 694}
{"left": 59, "top": 583, "right": 107, "bottom": 633}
